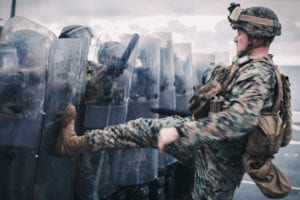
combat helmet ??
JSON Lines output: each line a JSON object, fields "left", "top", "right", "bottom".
{"left": 228, "top": 3, "right": 281, "bottom": 37}
{"left": 59, "top": 25, "right": 93, "bottom": 39}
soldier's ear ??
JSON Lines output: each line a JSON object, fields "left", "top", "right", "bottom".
{"left": 252, "top": 37, "right": 264, "bottom": 46}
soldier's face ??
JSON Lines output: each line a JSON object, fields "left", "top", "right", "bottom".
{"left": 234, "top": 30, "right": 248, "bottom": 57}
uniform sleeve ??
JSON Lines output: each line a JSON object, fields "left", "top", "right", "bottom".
{"left": 175, "top": 64, "right": 275, "bottom": 148}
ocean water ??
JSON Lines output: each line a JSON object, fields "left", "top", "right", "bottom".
{"left": 279, "top": 65, "right": 300, "bottom": 111}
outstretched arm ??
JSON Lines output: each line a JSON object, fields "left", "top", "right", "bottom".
{"left": 159, "top": 64, "right": 275, "bottom": 150}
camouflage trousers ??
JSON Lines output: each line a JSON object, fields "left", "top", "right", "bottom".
{"left": 85, "top": 116, "right": 241, "bottom": 200}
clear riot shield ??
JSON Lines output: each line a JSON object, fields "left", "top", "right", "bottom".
{"left": 149, "top": 32, "right": 177, "bottom": 173}
{"left": 150, "top": 32, "right": 176, "bottom": 111}
{"left": 33, "top": 38, "right": 89, "bottom": 200}
{"left": 76, "top": 34, "right": 139, "bottom": 199}
{"left": 116, "top": 36, "right": 160, "bottom": 186}
{"left": 127, "top": 36, "right": 160, "bottom": 119}
{"left": 191, "top": 53, "right": 215, "bottom": 90}
{"left": 0, "top": 16, "right": 56, "bottom": 199}
{"left": 83, "top": 33, "right": 139, "bottom": 128}
{"left": 173, "top": 43, "right": 193, "bottom": 113}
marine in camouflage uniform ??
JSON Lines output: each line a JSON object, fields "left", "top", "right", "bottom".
{"left": 1, "top": 29, "right": 51, "bottom": 120}
{"left": 58, "top": 25, "right": 113, "bottom": 105}
{"left": 56, "top": 4, "right": 282, "bottom": 200}
{"left": 85, "top": 60, "right": 112, "bottom": 105}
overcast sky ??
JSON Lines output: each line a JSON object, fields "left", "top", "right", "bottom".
{"left": 1, "top": 0, "right": 300, "bottom": 65}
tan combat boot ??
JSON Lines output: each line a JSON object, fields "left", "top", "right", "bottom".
{"left": 55, "top": 104, "right": 88, "bottom": 156}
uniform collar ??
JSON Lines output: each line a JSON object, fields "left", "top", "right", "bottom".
{"left": 235, "top": 54, "right": 274, "bottom": 66}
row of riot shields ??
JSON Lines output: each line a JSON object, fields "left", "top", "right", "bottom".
{"left": 173, "top": 43, "right": 193, "bottom": 113}
{"left": 0, "top": 16, "right": 218, "bottom": 200}
{"left": 76, "top": 32, "right": 219, "bottom": 199}
{"left": 121, "top": 36, "right": 160, "bottom": 185}
{"left": 0, "top": 16, "right": 56, "bottom": 200}
{"left": 76, "top": 34, "right": 139, "bottom": 199}
{"left": 76, "top": 34, "right": 162, "bottom": 199}
{"left": 0, "top": 16, "right": 89, "bottom": 200}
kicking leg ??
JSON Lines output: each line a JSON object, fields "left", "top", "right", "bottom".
{"left": 86, "top": 117, "right": 177, "bottom": 151}
{"left": 56, "top": 104, "right": 195, "bottom": 164}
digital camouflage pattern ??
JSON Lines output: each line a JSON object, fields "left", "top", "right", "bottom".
{"left": 229, "top": 6, "right": 281, "bottom": 37}
{"left": 85, "top": 60, "right": 113, "bottom": 105}
{"left": 81, "top": 54, "right": 277, "bottom": 199}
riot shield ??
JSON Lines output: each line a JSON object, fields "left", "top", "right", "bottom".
{"left": 191, "top": 53, "right": 215, "bottom": 91}
{"left": 173, "top": 43, "right": 193, "bottom": 113}
{"left": 127, "top": 36, "right": 160, "bottom": 119}
{"left": 0, "top": 45, "right": 19, "bottom": 115}
{"left": 76, "top": 33, "right": 139, "bottom": 199}
{"left": 0, "top": 16, "right": 56, "bottom": 200}
{"left": 150, "top": 32, "right": 176, "bottom": 111}
{"left": 83, "top": 33, "right": 139, "bottom": 128}
{"left": 33, "top": 38, "right": 89, "bottom": 200}
{"left": 149, "top": 32, "right": 177, "bottom": 170}
{"left": 116, "top": 36, "right": 160, "bottom": 186}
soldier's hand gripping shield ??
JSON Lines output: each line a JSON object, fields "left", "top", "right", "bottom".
{"left": 115, "top": 36, "right": 161, "bottom": 187}
{"left": 76, "top": 34, "right": 139, "bottom": 199}
{"left": 0, "top": 16, "right": 56, "bottom": 200}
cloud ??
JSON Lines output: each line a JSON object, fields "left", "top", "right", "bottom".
{"left": 1, "top": 0, "right": 300, "bottom": 64}
{"left": 278, "top": 19, "right": 300, "bottom": 42}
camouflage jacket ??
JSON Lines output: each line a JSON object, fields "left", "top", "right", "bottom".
{"left": 85, "top": 60, "right": 113, "bottom": 105}
{"left": 174, "top": 54, "right": 277, "bottom": 199}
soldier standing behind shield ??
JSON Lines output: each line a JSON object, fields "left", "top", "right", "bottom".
{"left": 1, "top": 28, "right": 50, "bottom": 120}
{"left": 59, "top": 25, "right": 115, "bottom": 107}
{"left": 56, "top": 4, "right": 288, "bottom": 199}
